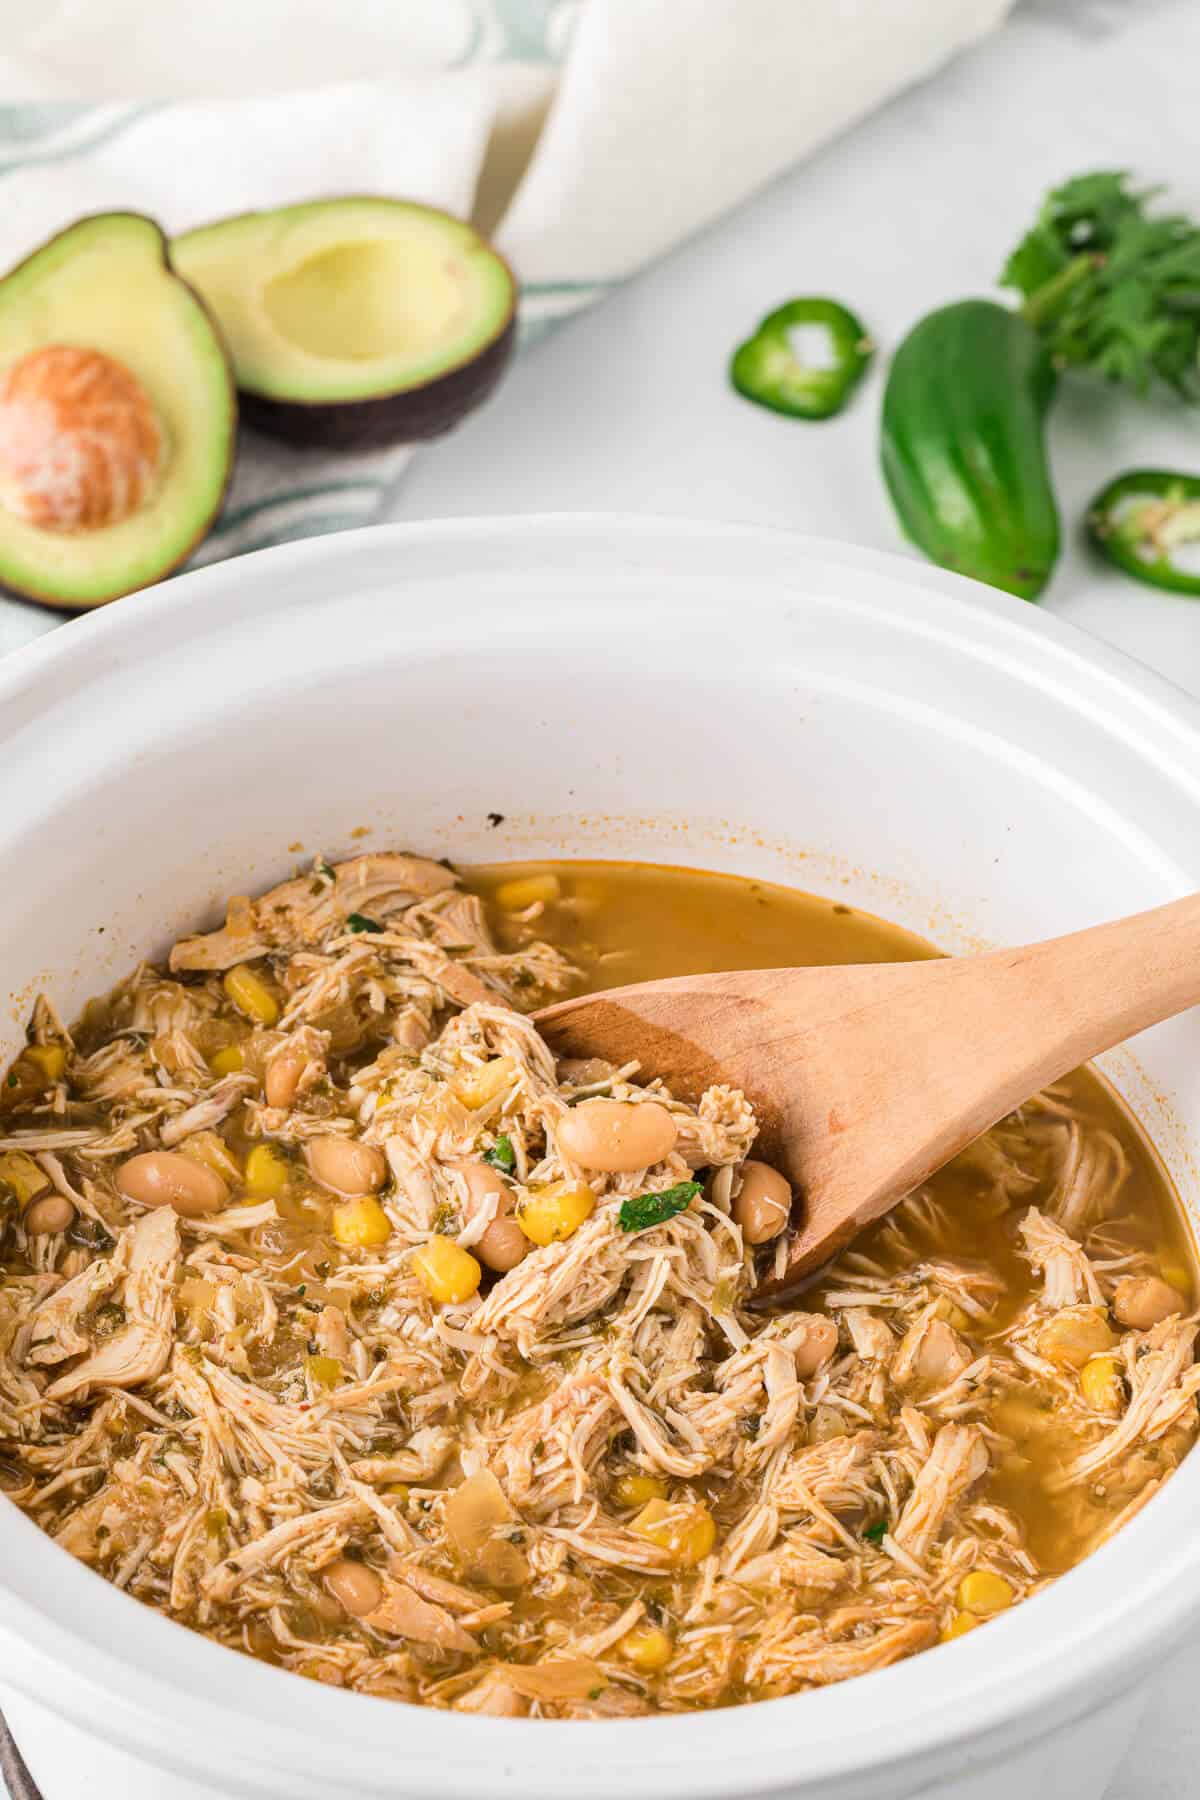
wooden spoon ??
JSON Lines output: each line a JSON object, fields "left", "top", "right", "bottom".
{"left": 536, "top": 893, "right": 1200, "bottom": 1300}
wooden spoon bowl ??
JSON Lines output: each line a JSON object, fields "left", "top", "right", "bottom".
{"left": 537, "top": 893, "right": 1200, "bottom": 1299}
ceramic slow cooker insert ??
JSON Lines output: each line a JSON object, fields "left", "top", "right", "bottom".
{"left": 1, "top": 516, "right": 1199, "bottom": 1800}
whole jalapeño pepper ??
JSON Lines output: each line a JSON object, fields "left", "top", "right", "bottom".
{"left": 880, "top": 300, "right": 1059, "bottom": 602}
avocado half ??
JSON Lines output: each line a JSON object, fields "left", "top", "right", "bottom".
{"left": 171, "top": 198, "right": 518, "bottom": 450}
{"left": 0, "top": 213, "right": 236, "bottom": 609}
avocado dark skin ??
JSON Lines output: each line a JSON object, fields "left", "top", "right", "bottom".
{"left": 239, "top": 314, "right": 516, "bottom": 450}
{"left": 171, "top": 198, "right": 519, "bottom": 454}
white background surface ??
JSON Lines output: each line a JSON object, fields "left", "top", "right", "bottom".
{"left": 391, "top": 4, "right": 1200, "bottom": 1794}
{"left": 397, "top": 0, "right": 1200, "bottom": 700}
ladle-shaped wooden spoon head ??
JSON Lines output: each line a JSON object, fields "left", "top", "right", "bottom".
{"left": 537, "top": 893, "right": 1200, "bottom": 1300}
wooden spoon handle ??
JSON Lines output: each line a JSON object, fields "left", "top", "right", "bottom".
{"left": 775, "top": 889, "right": 1200, "bottom": 1283}
{"left": 944, "top": 889, "right": 1200, "bottom": 1095}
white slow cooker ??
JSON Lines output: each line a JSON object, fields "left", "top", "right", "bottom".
{"left": 1, "top": 516, "right": 1198, "bottom": 1800}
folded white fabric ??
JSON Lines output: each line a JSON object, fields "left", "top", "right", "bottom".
{"left": 0, "top": 0, "right": 1013, "bottom": 652}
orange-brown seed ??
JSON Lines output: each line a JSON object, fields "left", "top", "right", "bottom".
{"left": 0, "top": 345, "right": 163, "bottom": 533}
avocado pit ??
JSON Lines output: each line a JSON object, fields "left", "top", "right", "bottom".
{"left": 0, "top": 212, "right": 235, "bottom": 608}
{"left": 0, "top": 343, "right": 164, "bottom": 533}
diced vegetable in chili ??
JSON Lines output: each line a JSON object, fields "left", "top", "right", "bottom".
{"left": 863, "top": 1520, "right": 887, "bottom": 1545}
{"left": 730, "top": 298, "right": 873, "bottom": 420}
{"left": 618, "top": 1180, "right": 701, "bottom": 1233}
{"left": 1087, "top": 469, "right": 1200, "bottom": 595}
{"left": 305, "top": 1354, "right": 341, "bottom": 1389}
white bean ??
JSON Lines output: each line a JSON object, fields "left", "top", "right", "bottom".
{"left": 731, "top": 1160, "right": 791, "bottom": 1244}
{"left": 323, "top": 1558, "right": 382, "bottom": 1617}
{"left": 1113, "top": 1274, "right": 1184, "bottom": 1331}
{"left": 24, "top": 1194, "right": 74, "bottom": 1236}
{"left": 265, "top": 1049, "right": 305, "bottom": 1111}
{"left": 117, "top": 1151, "right": 227, "bottom": 1217}
{"left": 793, "top": 1315, "right": 839, "bottom": 1378}
{"left": 457, "top": 1161, "right": 527, "bottom": 1274}
{"left": 556, "top": 1099, "right": 677, "bottom": 1173}
{"left": 306, "top": 1136, "right": 387, "bottom": 1197}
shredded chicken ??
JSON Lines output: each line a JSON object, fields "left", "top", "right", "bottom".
{"left": 45, "top": 1209, "right": 179, "bottom": 1403}
{"left": 894, "top": 1424, "right": 989, "bottom": 1559}
{"left": 169, "top": 854, "right": 458, "bottom": 971}
{"left": 0, "top": 850, "right": 1194, "bottom": 1719}
{"left": 1019, "top": 1207, "right": 1104, "bottom": 1308}
{"left": 363, "top": 1579, "right": 480, "bottom": 1655}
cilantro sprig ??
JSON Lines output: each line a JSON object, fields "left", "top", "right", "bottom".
{"left": 1001, "top": 171, "right": 1200, "bottom": 398}
{"left": 618, "top": 1180, "right": 701, "bottom": 1234}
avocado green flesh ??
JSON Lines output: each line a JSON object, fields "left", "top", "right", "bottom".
{"left": 0, "top": 213, "right": 234, "bottom": 608}
{"left": 171, "top": 199, "right": 515, "bottom": 405}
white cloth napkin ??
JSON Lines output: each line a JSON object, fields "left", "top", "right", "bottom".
{"left": 0, "top": 0, "right": 1013, "bottom": 652}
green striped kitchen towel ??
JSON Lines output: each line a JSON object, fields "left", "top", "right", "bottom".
{"left": 0, "top": 0, "right": 1013, "bottom": 653}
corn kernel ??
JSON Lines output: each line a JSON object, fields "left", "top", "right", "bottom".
{"left": 385, "top": 1483, "right": 410, "bottom": 1503}
{"left": 332, "top": 1195, "right": 392, "bottom": 1249}
{"left": 620, "top": 1624, "right": 674, "bottom": 1672}
{"left": 24, "top": 1043, "right": 65, "bottom": 1082}
{"left": 453, "top": 1055, "right": 517, "bottom": 1110}
{"left": 630, "top": 1497, "right": 717, "bottom": 1567}
{"left": 942, "top": 1609, "right": 980, "bottom": 1641}
{"left": 245, "top": 1144, "right": 290, "bottom": 1198}
{"left": 957, "top": 1571, "right": 1014, "bottom": 1616}
{"left": 412, "top": 1234, "right": 482, "bottom": 1305}
{"left": 517, "top": 1180, "right": 595, "bottom": 1246}
{"left": 223, "top": 964, "right": 280, "bottom": 1027}
{"left": 494, "top": 873, "right": 561, "bottom": 912}
{"left": 1037, "top": 1306, "right": 1116, "bottom": 1370}
{"left": 1081, "top": 1355, "right": 1124, "bottom": 1415}
{"left": 209, "top": 1044, "right": 245, "bottom": 1077}
{"left": 0, "top": 1150, "right": 49, "bottom": 1205}
{"left": 612, "top": 1472, "right": 669, "bottom": 1509}
{"left": 305, "top": 1354, "right": 341, "bottom": 1390}
{"left": 180, "top": 1131, "right": 242, "bottom": 1183}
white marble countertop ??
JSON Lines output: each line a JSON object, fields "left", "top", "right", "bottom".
{"left": 391, "top": 4, "right": 1200, "bottom": 1794}
{"left": 3, "top": 3, "right": 1200, "bottom": 1795}
{"left": 395, "top": 0, "right": 1200, "bottom": 701}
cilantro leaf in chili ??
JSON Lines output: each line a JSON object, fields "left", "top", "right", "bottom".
{"left": 618, "top": 1180, "right": 701, "bottom": 1233}
{"left": 346, "top": 912, "right": 384, "bottom": 934}
{"left": 482, "top": 1135, "right": 516, "bottom": 1173}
